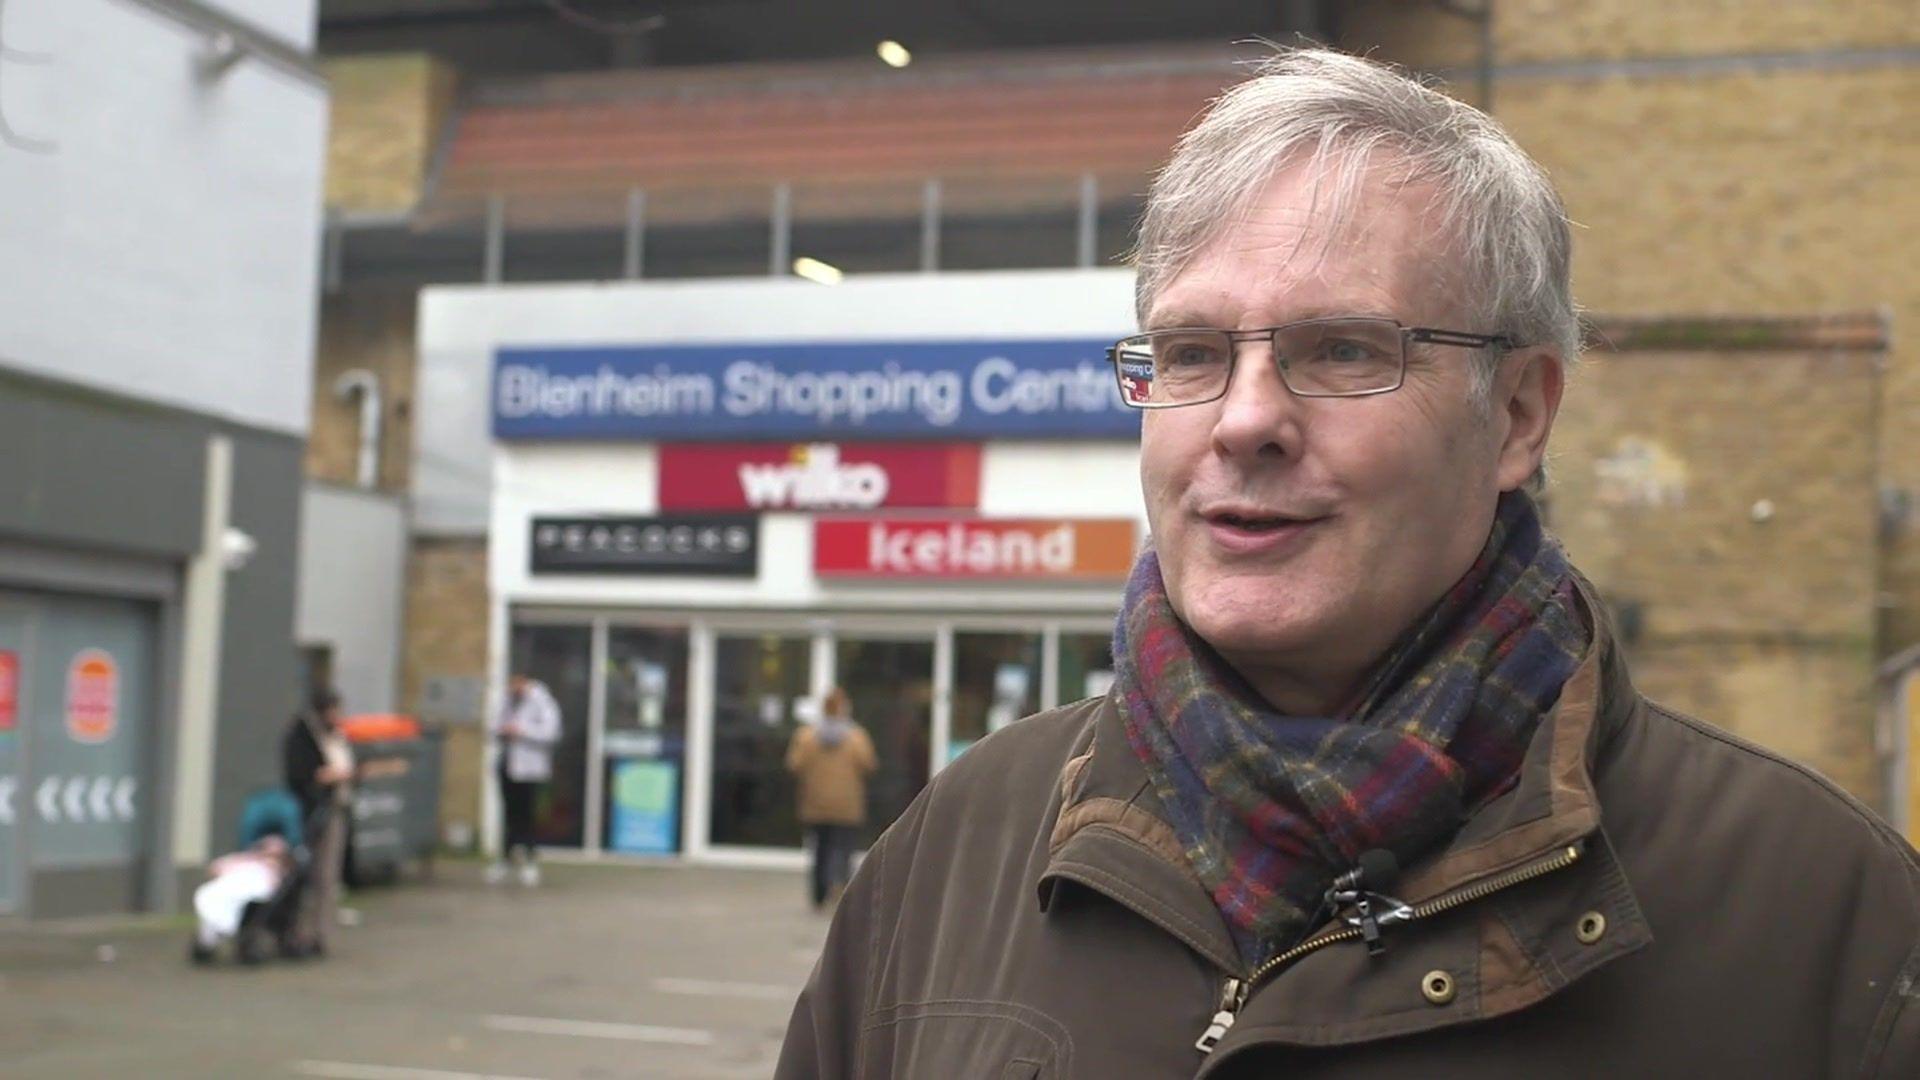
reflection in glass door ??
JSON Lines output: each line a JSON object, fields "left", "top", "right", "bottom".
{"left": 1057, "top": 631, "right": 1116, "bottom": 705}
{"left": 710, "top": 634, "right": 809, "bottom": 849}
{"left": 834, "top": 636, "right": 935, "bottom": 846}
{"left": 508, "top": 623, "right": 592, "bottom": 848}
{"left": 949, "top": 631, "right": 1042, "bottom": 764}
{"left": 601, "top": 626, "right": 689, "bottom": 855}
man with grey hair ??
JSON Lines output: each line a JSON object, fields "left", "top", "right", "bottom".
{"left": 778, "top": 48, "right": 1919, "bottom": 1077}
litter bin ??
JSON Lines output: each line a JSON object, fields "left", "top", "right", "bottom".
{"left": 339, "top": 714, "right": 443, "bottom": 886}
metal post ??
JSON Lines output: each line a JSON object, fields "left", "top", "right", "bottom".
{"left": 770, "top": 182, "right": 792, "bottom": 277}
{"left": 483, "top": 192, "right": 505, "bottom": 284}
{"left": 931, "top": 623, "right": 953, "bottom": 776}
{"left": 583, "top": 616, "right": 608, "bottom": 855}
{"left": 1076, "top": 172, "right": 1098, "bottom": 268}
{"left": 623, "top": 187, "right": 646, "bottom": 280}
{"left": 920, "top": 178, "right": 942, "bottom": 273}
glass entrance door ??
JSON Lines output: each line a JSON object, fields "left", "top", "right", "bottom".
{"left": 600, "top": 626, "right": 689, "bottom": 855}
{"left": 833, "top": 635, "right": 935, "bottom": 846}
{"left": 709, "top": 633, "right": 810, "bottom": 849}
{"left": 508, "top": 623, "right": 592, "bottom": 849}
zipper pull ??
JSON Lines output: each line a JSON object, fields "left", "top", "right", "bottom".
{"left": 1194, "top": 977, "right": 1243, "bottom": 1055}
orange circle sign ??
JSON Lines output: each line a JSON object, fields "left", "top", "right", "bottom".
{"left": 65, "top": 649, "right": 119, "bottom": 744}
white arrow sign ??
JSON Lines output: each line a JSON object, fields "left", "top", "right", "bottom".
{"left": 36, "top": 776, "right": 59, "bottom": 823}
{"left": 88, "top": 776, "right": 112, "bottom": 821}
{"left": 112, "top": 777, "right": 136, "bottom": 822}
{"left": 0, "top": 776, "right": 14, "bottom": 826}
{"left": 62, "top": 776, "right": 87, "bottom": 822}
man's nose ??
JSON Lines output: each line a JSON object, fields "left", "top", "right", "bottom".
{"left": 1209, "top": 338, "right": 1305, "bottom": 460}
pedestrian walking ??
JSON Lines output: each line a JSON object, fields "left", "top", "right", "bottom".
{"left": 778, "top": 47, "right": 1920, "bottom": 1077}
{"left": 283, "top": 686, "right": 352, "bottom": 958}
{"left": 488, "top": 671, "right": 562, "bottom": 886}
{"left": 785, "top": 687, "right": 875, "bottom": 910}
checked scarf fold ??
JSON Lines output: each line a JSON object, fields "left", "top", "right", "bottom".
{"left": 1112, "top": 491, "right": 1591, "bottom": 967}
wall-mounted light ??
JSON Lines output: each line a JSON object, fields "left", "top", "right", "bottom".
{"left": 876, "top": 40, "right": 911, "bottom": 68}
{"left": 221, "top": 527, "right": 258, "bottom": 572}
{"left": 792, "top": 257, "right": 844, "bottom": 285}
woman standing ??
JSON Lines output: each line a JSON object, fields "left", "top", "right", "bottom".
{"left": 283, "top": 687, "right": 353, "bottom": 958}
{"left": 785, "top": 687, "right": 877, "bottom": 909}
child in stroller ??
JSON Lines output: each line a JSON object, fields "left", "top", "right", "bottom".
{"left": 189, "top": 787, "right": 314, "bottom": 965}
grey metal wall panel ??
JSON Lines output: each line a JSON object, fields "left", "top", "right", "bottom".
{"left": 296, "top": 484, "right": 406, "bottom": 715}
{"left": 0, "top": 372, "right": 204, "bottom": 559}
{"left": 208, "top": 428, "right": 304, "bottom": 854}
{"left": 29, "top": 864, "right": 141, "bottom": 919}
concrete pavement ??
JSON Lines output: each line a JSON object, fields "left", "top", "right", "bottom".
{"left": 0, "top": 860, "right": 829, "bottom": 1079}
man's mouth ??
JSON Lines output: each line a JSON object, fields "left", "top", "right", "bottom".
{"left": 1211, "top": 511, "right": 1303, "bottom": 531}
{"left": 1200, "top": 506, "right": 1328, "bottom": 553}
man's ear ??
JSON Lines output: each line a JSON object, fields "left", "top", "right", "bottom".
{"left": 1494, "top": 347, "right": 1564, "bottom": 493}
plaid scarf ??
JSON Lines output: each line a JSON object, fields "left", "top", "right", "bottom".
{"left": 1113, "top": 491, "right": 1590, "bottom": 966}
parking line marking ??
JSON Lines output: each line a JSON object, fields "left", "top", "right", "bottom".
{"left": 483, "top": 1014, "right": 715, "bottom": 1046}
{"left": 290, "top": 1062, "right": 546, "bottom": 1080}
{"left": 653, "top": 976, "right": 796, "bottom": 1001}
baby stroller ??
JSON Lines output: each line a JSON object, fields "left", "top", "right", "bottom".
{"left": 189, "top": 787, "right": 318, "bottom": 965}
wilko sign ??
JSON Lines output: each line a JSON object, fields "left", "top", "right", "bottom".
{"left": 658, "top": 443, "right": 981, "bottom": 512}
{"left": 0, "top": 650, "right": 17, "bottom": 732}
{"left": 65, "top": 649, "right": 119, "bottom": 744}
{"left": 815, "top": 517, "right": 1136, "bottom": 581}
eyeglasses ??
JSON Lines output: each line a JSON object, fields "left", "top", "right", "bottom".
{"left": 1106, "top": 317, "right": 1513, "bottom": 408}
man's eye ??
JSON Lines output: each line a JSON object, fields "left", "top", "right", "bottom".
{"left": 1324, "top": 339, "right": 1380, "bottom": 363}
{"left": 1165, "top": 344, "right": 1222, "bottom": 367}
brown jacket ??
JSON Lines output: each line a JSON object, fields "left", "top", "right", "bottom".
{"left": 778, "top": 599, "right": 1920, "bottom": 1078}
{"left": 788, "top": 722, "right": 878, "bottom": 827}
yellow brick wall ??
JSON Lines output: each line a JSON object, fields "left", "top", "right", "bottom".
{"left": 308, "top": 289, "right": 418, "bottom": 493}
{"left": 1496, "top": 67, "right": 1920, "bottom": 656}
{"left": 403, "top": 537, "right": 491, "bottom": 842}
{"left": 325, "top": 53, "right": 457, "bottom": 215}
{"left": 1493, "top": 0, "right": 1920, "bottom": 63}
{"left": 1549, "top": 339, "right": 1883, "bottom": 797}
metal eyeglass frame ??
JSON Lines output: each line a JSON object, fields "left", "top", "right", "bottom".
{"left": 1105, "top": 317, "right": 1515, "bottom": 407}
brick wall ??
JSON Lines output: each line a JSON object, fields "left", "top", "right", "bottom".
{"left": 1548, "top": 318, "right": 1884, "bottom": 798}
{"left": 402, "top": 537, "right": 491, "bottom": 842}
{"left": 325, "top": 53, "right": 457, "bottom": 216}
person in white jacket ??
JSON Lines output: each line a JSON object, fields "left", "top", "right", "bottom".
{"left": 487, "top": 672, "right": 562, "bottom": 886}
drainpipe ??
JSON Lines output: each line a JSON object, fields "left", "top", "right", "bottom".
{"left": 334, "top": 369, "right": 382, "bottom": 490}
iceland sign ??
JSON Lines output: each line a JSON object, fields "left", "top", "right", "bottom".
{"left": 491, "top": 340, "right": 1141, "bottom": 441}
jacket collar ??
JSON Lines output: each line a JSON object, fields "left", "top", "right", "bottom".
{"left": 1039, "top": 574, "right": 1653, "bottom": 1039}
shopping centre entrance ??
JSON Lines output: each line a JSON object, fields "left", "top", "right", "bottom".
{"left": 506, "top": 611, "right": 1112, "bottom": 865}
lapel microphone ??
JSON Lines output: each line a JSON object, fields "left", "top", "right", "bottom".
{"left": 1324, "top": 849, "right": 1408, "bottom": 957}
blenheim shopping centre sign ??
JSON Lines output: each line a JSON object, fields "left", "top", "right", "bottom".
{"left": 492, "top": 339, "right": 1139, "bottom": 440}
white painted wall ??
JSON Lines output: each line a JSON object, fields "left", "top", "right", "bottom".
{"left": 0, "top": 0, "right": 326, "bottom": 435}
{"left": 415, "top": 269, "right": 1143, "bottom": 534}
{"left": 296, "top": 484, "right": 406, "bottom": 714}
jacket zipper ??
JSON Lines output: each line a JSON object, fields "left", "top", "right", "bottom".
{"left": 1194, "top": 841, "right": 1585, "bottom": 1055}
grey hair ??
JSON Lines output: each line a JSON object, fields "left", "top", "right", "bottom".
{"left": 1133, "top": 48, "right": 1580, "bottom": 396}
